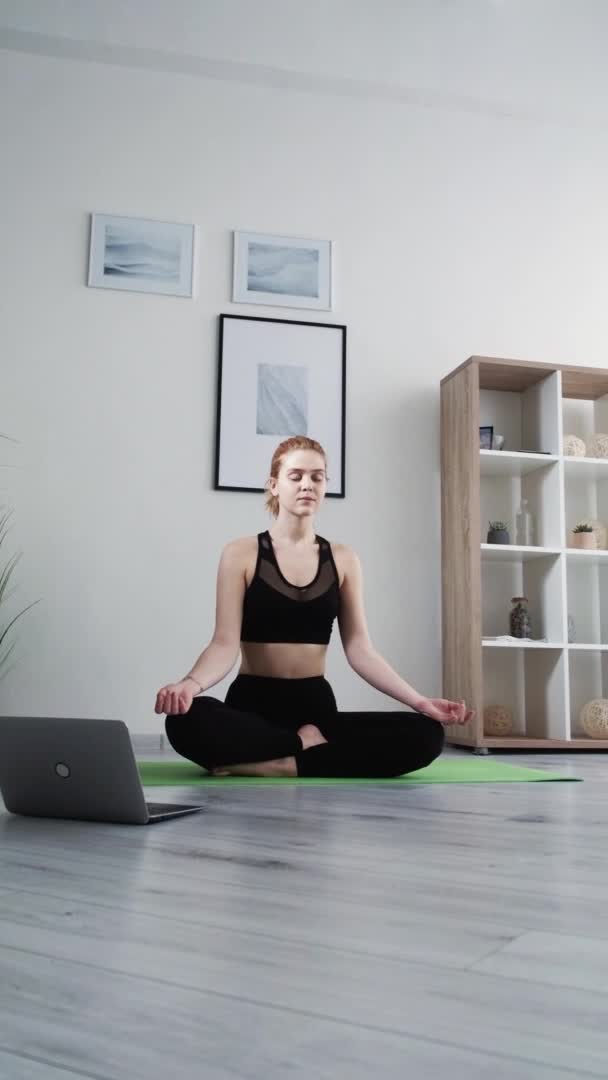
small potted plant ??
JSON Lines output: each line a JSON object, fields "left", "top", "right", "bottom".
{"left": 572, "top": 523, "right": 596, "bottom": 550}
{"left": 487, "top": 520, "right": 510, "bottom": 544}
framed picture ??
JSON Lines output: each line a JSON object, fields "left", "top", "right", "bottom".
{"left": 88, "top": 213, "right": 196, "bottom": 297}
{"left": 214, "top": 315, "right": 346, "bottom": 496}
{"left": 232, "top": 230, "right": 333, "bottom": 310}
{"left": 479, "top": 425, "right": 494, "bottom": 450}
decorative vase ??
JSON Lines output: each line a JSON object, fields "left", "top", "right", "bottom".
{"left": 563, "top": 434, "right": 586, "bottom": 457}
{"left": 576, "top": 519, "right": 608, "bottom": 549}
{"left": 487, "top": 528, "right": 510, "bottom": 544}
{"left": 571, "top": 531, "right": 596, "bottom": 550}
{"left": 483, "top": 705, "right": 513, "bottom": 736}
{"left": 510, "top": 597, "right": 531, "bottom": 638}
{"left": 587, "top": 433, "right": 608, "bottom": 459}
{"left": 580, "top": 699, "right": 608, "bottom": 738}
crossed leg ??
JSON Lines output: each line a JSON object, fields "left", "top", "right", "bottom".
{"left": 166, "top": 697, "right": 444, "bottom": 779}
{"left": 212, "top": 723, "right": 328, "bottom": 777}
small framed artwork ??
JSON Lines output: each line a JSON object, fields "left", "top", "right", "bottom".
{"left": 88, "top": 213, "right": 196, "bottom": 297}
{"left": 214, "top": 314, "right": 346, "bottom": 496}
{"left": 232, "top": 230, "right": 333, "bottom": 310}
{"left": 479, "top": 425, "right": 494, "bottom": 449}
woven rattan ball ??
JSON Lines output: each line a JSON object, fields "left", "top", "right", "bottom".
{"left": 587, "top": 433, "right": 608, "bottom": 459}
{"left": 483, "top": 705, "right": 513, "bottom": 736}
{"left": 563, "top": 434, "right": 586, "bottom": 457}
{"left": 580, "top": 699, "right": 608, "bottom": 738}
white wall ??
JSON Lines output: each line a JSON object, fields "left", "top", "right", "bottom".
{"left": 2, "top": 2, "right": 608, "bottom": 731}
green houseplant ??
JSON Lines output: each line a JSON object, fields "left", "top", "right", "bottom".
{"left": 0, "top": 435, "right": 38, "bottom": 680}
{"left": 571, "top": 522, "right": 596, "bottom": 550}
{"left": 487, "top": 520, "right": 510, "bottom": 545}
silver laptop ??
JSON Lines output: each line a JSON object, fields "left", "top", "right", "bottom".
{"left": 0, "top": 716, "right": 204, "bottom": 825}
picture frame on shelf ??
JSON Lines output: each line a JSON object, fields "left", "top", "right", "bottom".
{"left": 88, "top": 213, "right": 196, "bottom": 297}
{"left": 479, "top": 425, "right": 494, "bottom": 450}
{"left": 214, "top": 314, "right": 346, "bottom": 496}
{"left": 232, "top": 230, "right": 333, "bottom": 310}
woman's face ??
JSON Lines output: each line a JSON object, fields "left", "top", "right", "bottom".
{"left": 271, "top": 449, "right": 327, "bottom": 518}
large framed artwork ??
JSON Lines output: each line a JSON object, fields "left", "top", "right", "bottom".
{"left": 88, "top": 213, "right": 196, "bottom": 297}
{"left": 214, "top": 315, "right": 346, "bottom": 497}
{"left": 232, "top": 230, "right": 333, "bottom": 310}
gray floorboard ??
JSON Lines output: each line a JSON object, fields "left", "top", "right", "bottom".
{"left": 0, "top": 743, "right": 607, "bottom": 1079}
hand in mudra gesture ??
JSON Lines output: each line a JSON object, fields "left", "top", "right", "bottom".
{"left": 155, "top": 680, "right": 196, "bottom": 716}
{"left": 416, "top": 697, "right": 474, "bottom": 726}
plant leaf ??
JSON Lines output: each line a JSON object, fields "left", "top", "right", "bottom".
{"left": 0, "top": 599, "right": 40, "bottom": 651}
{"left": 0, "top": 637, "right": 18, "bottom": 679}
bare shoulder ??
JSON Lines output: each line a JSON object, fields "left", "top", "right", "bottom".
{"left": 221, "top": 535, "right": 259, "bottom": 559}
{"left": 327, "top": 540, "right": 360, "bottom": 586}
{"left": 219, "top": 534, "right": 259, "bottom": 586}
{"left": 329, "top": 540, "right": 359, "bottom": 563}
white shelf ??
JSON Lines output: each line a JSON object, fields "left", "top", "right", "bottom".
{"left": 564, "top": 456, "right": 608, "bottom": 479}
{"left": 481, "top": 544, "right": 561, "bottom": 562}
{"left": 444, "top": 362, "right": 608, "bottom": 746}
{"left": 482, "top": 638, "right": 567, "bottom": 740}
{"left": 568, "top": 647, "right": 608, "bottom": 738}
{"left": 557, "top": 394, "right": 608, "bottom": 739}
{"left": 482, "top": 638, "right": 564, "bottom": 649}
{"left": 477, "top": 372, "right": 567, "bottom": 742}
{"left": 480, "top": 546, "right": 608, "bottom": 561}
{"left": 480, "top": 449, "right": 559, "bottom": 476}
{"left": 565, "top": 548, "right": 608, "bottom": 563}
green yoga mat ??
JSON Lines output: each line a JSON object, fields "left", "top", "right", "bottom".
{"left": 137, "top": 759, "right": 579, "bottom": 786}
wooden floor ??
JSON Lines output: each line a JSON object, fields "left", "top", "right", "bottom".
{"left": 1, "top": 741, "right": 608, "bottom": 1079}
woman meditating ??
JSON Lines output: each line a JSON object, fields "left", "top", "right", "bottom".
{"left": 155, "top": 436, "right": 472, "bottom": 777}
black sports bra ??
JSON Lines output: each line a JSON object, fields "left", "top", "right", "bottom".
{"left": 240, "top": 531, "right": 340, "bottom": 645}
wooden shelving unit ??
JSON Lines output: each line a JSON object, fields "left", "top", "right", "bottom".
{"left": 440, "top": 355, "right": 608, "bottom": 750}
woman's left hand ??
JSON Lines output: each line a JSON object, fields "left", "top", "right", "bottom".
{"left": 415, "top": 697, "right": 474, "bottom": 726}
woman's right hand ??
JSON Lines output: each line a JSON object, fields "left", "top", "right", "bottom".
{"left": 154, "top": 680, "right": 196, "bottom": 716}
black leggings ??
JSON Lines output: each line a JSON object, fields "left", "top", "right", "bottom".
{"left": 165, "top": 674, "right": 445, "bottom": 778}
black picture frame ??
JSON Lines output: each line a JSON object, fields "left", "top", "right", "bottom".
{"left": 214, "top": 314, "right": 346, "bottom": 497}
{"left": 479, "top": 425, "right": 494, "bottom": 450}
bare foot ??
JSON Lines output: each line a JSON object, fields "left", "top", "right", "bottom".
{"left": 211, "top": 755, "right": 297, "bottom": 777}
{"left": 210, "top": 726, "right": 328, "bottom": 777}
{"left": 297, "top": 723, "right": 328, "bottom": 750}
